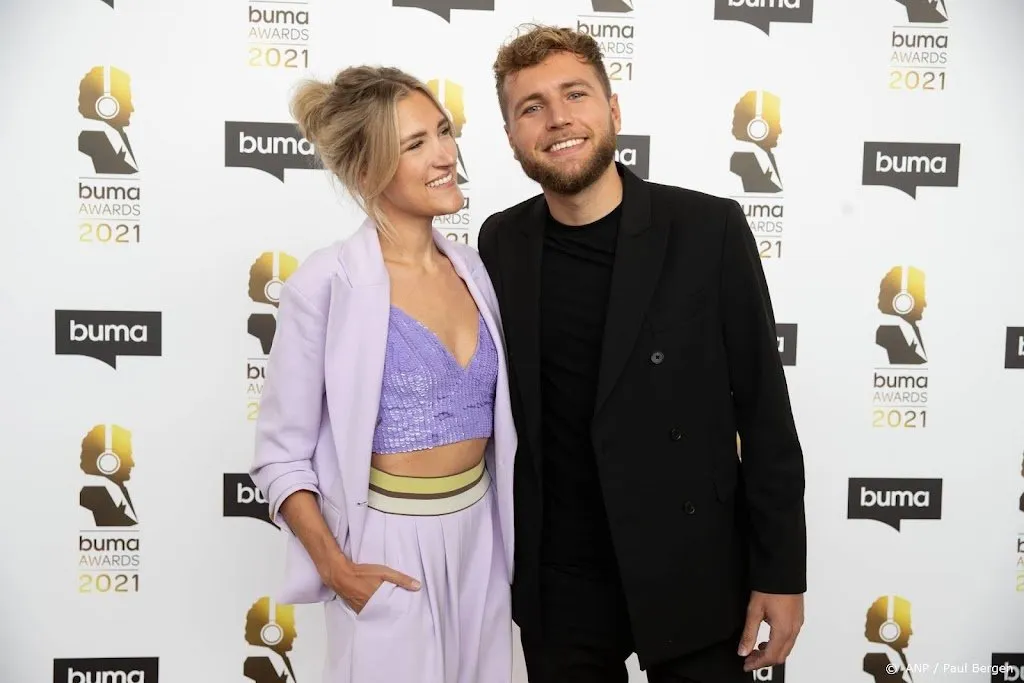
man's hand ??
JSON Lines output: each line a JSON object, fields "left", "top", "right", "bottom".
{"left": 737, "top": 591, "right": 804, "bottom": 672}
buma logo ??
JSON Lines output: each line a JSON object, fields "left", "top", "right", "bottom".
{"left": 714, "top": 0, "right": 814, "bottom": 36}
{"left": 53, "top": 657, "right": 159, "bottom": 682}
{"left": 991, "top": 653, "right": 1024, "bottom": 682}
{"left": 224, "top": 473, "right": 277, "bottom": 528}
{"left": 615, "top": 135, "right": 650, "bottom": 180}
{"left": 592, "top": 0, "right": 633, "bottom": 11}
{"left": 392, "top": 0, "right": 493, "bottom": 22}
{"left": 225, "top": 121, "right": 318, "bottom": 182}
{"left": 848, "top": 477, "right": 942, "bottom": 531}
{"left": 1004, "top": 327, "right": 1024, "bottom": 370}
{"left": 55, "top": 310, "right": 162, "bottom": 369}
{"left": 862, "top": 142, "right": 960, "bottom": 198}
{"left": 893, "top": 0, "right": 948, "bottom": 23}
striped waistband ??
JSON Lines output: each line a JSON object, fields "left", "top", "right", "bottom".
{"left": 367, "top": 459, "right": 490, "bottom": 516}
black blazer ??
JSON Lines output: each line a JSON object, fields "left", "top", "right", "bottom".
{"left": 477, "top": 163, "right": 806, "bottom": 669}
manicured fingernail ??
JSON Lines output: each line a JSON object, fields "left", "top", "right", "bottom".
{"left": 412, "top": 580, "right": 421, "bottom": 589}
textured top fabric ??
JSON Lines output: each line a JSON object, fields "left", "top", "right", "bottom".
{"left": 372, "top": 305, "right": 497, "bottom": 454}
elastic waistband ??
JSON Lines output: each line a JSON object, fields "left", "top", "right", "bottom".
{"left": 367, "top": 459, "right": 490, "bottom": 516}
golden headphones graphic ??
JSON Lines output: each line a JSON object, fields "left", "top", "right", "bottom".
{"left": 261, "top": 598, "right": 284, "bottom": 646}
{"left": 432, "top": 79, "right": 456, "bottom": 135}
{"left": 747, "top": 90, "right": 769, "bottom": 142}
{"left": 96, "top": 423, "right": 121, "bottom": 476}
{"left": 95, "top": 65, "right": 120, "bottom": 120}
{"left": 264, "top": 252, "right": 284, "bottom": 304}
{"left": 892, "top": 265, "right": 915, "bottom": 315}
{"left": 878, "top": 595, "right": 901, "bottom": 643}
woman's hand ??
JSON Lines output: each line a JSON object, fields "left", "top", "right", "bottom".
{"left": 322, "top": 553, "right": 421, "bottom": 614}
{"left": 276, "top": 491, "right": 421, "bottom": 613}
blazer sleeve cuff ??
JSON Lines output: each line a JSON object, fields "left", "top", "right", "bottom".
{"left": 267, "top": 472, "right": 321, "bottom": 534}
{"left": 749, "top": 573, "right": 807, "bottom": 596}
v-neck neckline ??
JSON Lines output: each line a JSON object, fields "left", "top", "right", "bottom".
{"left": 390, "top": 305, "right": 481, "bottom": 371}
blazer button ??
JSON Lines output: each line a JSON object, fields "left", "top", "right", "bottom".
{"left": 650, "top": 351, "right": 664, "bottom": 364}
{"left": 669, "top": 428, "right": 682, "bottom": 441}
{"left": 684, "top": 501, "right": 696, "bottom": 515}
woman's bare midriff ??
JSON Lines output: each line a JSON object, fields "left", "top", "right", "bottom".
{"left": 371, "top": 437, "right": 488, "bottom": 478}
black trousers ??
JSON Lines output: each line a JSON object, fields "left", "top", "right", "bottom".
{"left": 520, "top": 565, "right": 749, "bottom": 683}
{"left": 520, "top": 629, "right": 751, "bottom": 683}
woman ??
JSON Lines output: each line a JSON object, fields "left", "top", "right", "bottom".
{"left": 249, "top": 65, "right": 517, "bottom": 683}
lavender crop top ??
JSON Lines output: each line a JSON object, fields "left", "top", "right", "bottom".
{"left": 371, "top": 306, "right": 497, "bottom": 454}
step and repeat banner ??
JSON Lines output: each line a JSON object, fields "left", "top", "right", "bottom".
{"left": 2, "top": 0, "right": 1023, "bottom": 681}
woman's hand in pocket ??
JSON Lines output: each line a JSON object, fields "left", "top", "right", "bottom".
{"left": 324, "top": 555, "right": 421, "bottom": 614}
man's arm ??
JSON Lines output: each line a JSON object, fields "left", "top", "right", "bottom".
{"left": 718, "top": 198, "right": 806, "bottom": 668}
{"left": 718, "top": 198, "right": 806, "bottom": 595}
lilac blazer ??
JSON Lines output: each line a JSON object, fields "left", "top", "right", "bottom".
{"left": 250, "top": 217, "right": 517, "bottom": 604}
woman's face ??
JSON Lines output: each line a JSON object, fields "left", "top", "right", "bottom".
{"left": 378, "top": 90, "right": 464, "bottom": 224}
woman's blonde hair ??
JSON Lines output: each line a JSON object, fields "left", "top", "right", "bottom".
{"left": 290, "top": 65, "right": 447, "bottom": 241}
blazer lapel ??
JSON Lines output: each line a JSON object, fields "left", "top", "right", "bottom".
{"left": 593, "top": 165, "right": 665, "bottom": 418}
{"left": 323, "top": 219, "right": 389, "bottom": 557}
{"left": 436, "top": 231, "right": 518, "bottom": 576}
{"left": 501, "top": 199, "right": 546, "bottom": 480}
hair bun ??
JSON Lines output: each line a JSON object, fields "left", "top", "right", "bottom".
{"left": 290, "top": 79, "right": 335, "bottom": 146}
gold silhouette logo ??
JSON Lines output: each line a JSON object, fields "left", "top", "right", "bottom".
{"left": 249, "top": 251, "right": 299, "bottom": 306}
{"left": 79, "top": 424, "right": 138, "bottom": 527}
{"left": 426, "top": 78, "right": 469, "bottom": 184}
{"left": 1018, "top": 452, "right": 1023, "bottom": 513}
{"left": 730, "top": 90, "right": 783, "bottom": 193}
{"left": 78, "top": 66, "right": 138, "bottom": 174}
{"left": 244, "top": 596, "right": 298, "bottom": 682}
{"left": 248, "top": 251, "right": 299, "bottom": 355}
{"left": 875, "top": 265, "right": 927, "bottom": 365}
{"left": 863, "top": 595, "right": 914, "bottom": 681}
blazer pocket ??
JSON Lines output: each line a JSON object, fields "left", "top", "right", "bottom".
{"left": 645, "top": 287, "right": 712, "bottom": 333}
{"left": 354, "top": 581, "right": 395, "bottom": 621}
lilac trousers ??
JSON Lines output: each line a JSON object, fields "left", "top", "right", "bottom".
{"left": 322, "top": 463, "right": 511, "bottom": 683}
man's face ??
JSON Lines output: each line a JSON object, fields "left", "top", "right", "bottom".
{"left": 502, "top": 51, "right": 620, "bottom": 195}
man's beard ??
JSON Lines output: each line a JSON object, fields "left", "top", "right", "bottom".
{"left": 515, "top": 129, "right": 617, "bottom": 195}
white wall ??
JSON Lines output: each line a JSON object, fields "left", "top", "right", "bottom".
{"left": 2, "top": 0, "right": 1023, "bottom": 681}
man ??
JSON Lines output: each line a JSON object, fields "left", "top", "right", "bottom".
{"left": 477, "top": 25, "right": 807, "bottom": 683}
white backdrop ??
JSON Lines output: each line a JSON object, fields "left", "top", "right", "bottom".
{"left": 2, "top": 0, "right": 1024, "bottom": 681}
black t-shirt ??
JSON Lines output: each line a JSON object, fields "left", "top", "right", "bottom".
{"left": 539, "top": 203, "right": 620, "bottom": 570}
{"left": 537, "top": 202, "right": 633, "bottom": 646}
